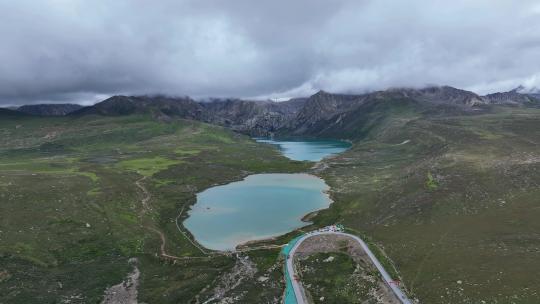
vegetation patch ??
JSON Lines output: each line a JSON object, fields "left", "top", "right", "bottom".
{"left": 299, "top": 252, "right": 378, "bottom": 304}
{"left": 117, "top": 156, "right": 182, "bottom": 176}
{"left": 174, "top": 148, "right": 201, "bottom": 156}
{"left": 425, "top": 172, "right": 439, "bottom": 190}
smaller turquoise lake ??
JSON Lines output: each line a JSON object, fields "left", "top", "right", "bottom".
{"left": 183, "top": 174, "right": 331, "bottom": 251}
{"left": 255, "top": 138, "right": 351, "bottom": 161}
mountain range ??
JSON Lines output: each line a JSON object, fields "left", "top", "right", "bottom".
{"left": 4, "top": 86, "right": 539, "bottom": 138}
{"left": 2, "top": 84, "right": 540, "bottom": 303}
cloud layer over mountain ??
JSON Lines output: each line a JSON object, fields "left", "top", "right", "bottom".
{"left": 1, "top": 0, "right": 540, "bottom": 105}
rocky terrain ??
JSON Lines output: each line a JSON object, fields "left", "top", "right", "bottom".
{"left": 11, "top": 86, "right": 537, "bottom": 136}
{"left": 6, "top": 86, "right": 538, "bottom": 137}
{"left": 200, "top": 98, "right": 305, "bottom": 136}
{"left": 516, "top": 85, "right": 540, "bottom": 99}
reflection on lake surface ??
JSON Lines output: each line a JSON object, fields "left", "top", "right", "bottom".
{"left": 255, "top": 138, "right": 350, "bottom": 161}
{"left": 183, "top": 174, "right": 331, "bottom": 250}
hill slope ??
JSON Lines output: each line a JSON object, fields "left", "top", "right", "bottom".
{"left": 0, "top": 114, "right": 307, "bottom": 303}
{"left": 17, "top": 104, "right": 83, "bottom": 116}
{"left": 317, "top": 105, "right": 540, "bottom": 303}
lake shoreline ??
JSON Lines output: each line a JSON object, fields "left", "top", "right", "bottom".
{"left": 182, "top": 137, "right": 351, "bottom": 252}
{"left": 184, "top": 173, "right": 333, "bottom": 251}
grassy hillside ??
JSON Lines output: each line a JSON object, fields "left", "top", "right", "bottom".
{"left": 0, "top": 114, "right": 308, "bottom": 303}
{"left": 317, "top": 105, "right": 540, "bottom": 303}
{"left": 1, "top": 101, "right": 539, "bottom": 303}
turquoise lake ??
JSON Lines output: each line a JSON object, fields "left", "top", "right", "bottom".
{"left": 184, "top": 138, "right": 350, "bottom": 250}
{"left": 183, "top": 174, "right": 331, "bottom": 250}
{"left": 255, "top": 138, "right": 351, "bottom": 161}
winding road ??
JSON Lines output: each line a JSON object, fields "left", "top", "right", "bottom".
{"left": 137, "top": 176, "right": 410, "bottom": 302}
{"left": 284, "top": 231, "right": 412, "bottom": 304}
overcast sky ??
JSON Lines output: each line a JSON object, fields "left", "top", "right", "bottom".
{"left": 1, "top": 0, "right": 540, "bottom": 105}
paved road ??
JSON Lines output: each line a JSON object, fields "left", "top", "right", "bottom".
{"left": 285, "top": 231, "right": 412, "bottom": 304}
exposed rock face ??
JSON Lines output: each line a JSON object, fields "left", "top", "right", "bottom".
{"left": 281, "top": 86, "right": 538, "bottom": 137}
{"left": 513, "top": 85, "right": 540, "bottom": 100}
{"left": 285, "top": 90, "right": 365, "bottom": 134}
{"left": 200, "top": 98, "right": 306, "bottom": 135}
{"left": 381, "top": 86, "right": 487, "bottom": 106}
{"left": 17, "top": 104, "right": 83, "bottom": 116}
{"left": 279, "top": 86, "right": 496, "bottom": 137}
{"left": 528, "top": 92, "right": 540, "bottom": 99}
{"left": 66, "top": 86, "right": 539, "bottom": 138}
{"left": 417, "top": 86, "right": 487, "bottom": 105}
{"left": 483, "top": 89, "right": 536, "bottom": 104}
{"left": 70, "top": 95, "right": 306, "bottom": 136}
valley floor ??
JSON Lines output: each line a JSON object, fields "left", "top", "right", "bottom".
{"left": 1, "top": 104, "right": 539, "bottom": 303}
{"left": 0, "top": 114, "right": 307, "bottom": 303}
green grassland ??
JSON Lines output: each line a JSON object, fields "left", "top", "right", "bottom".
{"left": 298, "top": 252, "right": 380, "bottom": 304}
{"left": 317, "top": 105, "right": 540, "bottom": 303}
{"left": 0, "top": 114, "right": 308, "bottom": 303}
{"left": 1, "top": 102, "right": 540, "bottom": 303}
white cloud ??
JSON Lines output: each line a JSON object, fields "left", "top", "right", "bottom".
{"left": 1, "top": 0, "right": 540, "bottom": 105}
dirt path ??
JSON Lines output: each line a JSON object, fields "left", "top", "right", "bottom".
{"left": 136, "top": 175, "right": 294, "bottom": 259}
{"left": 175, "top": 205, "right": 210, "bottom": 255}
{"left": 136, "top": 176, "right": 207, "bottom": 260}
{"left": 135, "top": 176, "right": 151, "bottom": 212}
{"left": 137, "top": 176, "right": 287, "bottom": 257}
{"left": 236, "top": 244, "right": 285, "bottom": 252}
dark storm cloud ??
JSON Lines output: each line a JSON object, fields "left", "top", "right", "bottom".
{"left": 1, "top": 0, "right": 540, "bottom": 105}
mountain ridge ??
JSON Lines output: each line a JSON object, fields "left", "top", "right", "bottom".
{"left": 17, "top": 104, "right": 83, "bottom": 116}
{"left": 4, "top": 86, "right": 538, "bottom": 138}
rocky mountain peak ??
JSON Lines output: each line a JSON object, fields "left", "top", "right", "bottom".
{"left": 311, "top": 90, "right": 331, "bottom": 97}
{"left": 483, "top": 89, "right": 537, "bottom": 105}
{"left": 514, "top": 85, "right": 540, "bottom": 99}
